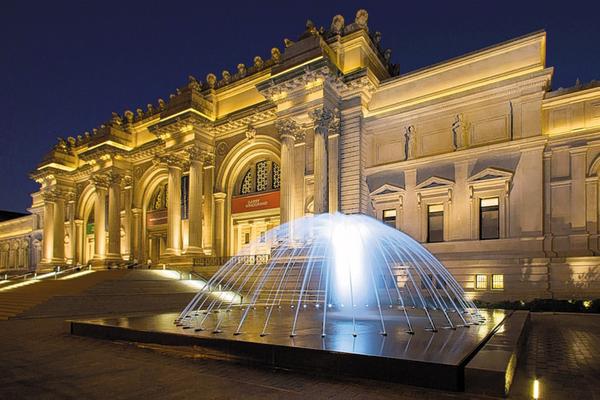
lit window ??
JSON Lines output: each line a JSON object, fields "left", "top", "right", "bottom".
{"left": 427, "top": 204, "right": 444, "bottom": 243}
{"left": 480, "top": 197, "right": 499, "bottom": 240}
{"left": 272, "top": 163, "right": 281, "bottom": 190}
{"left": 256, "top": 161, "right": 268, "bottom": 192}
{"left": 475, "top": 274, "right": 488, "bottom": 290}
{"left": 259, "top": 231, "right": 266, "bottom": 243}
{"left": 241, "top": 169, "right": 254, "bottom": 194}
{"left": 492, "top": 274, "right": 504, "bottom": 290}
{"left": 382, "top": 209, "right": 396, "bottom": 228}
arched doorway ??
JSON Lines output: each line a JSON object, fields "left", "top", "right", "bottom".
{"left": 231, "top": 158, "right": 281, "bottom": 255}
{"left": 145, "top": 182, "right": 168, "bottom": 264}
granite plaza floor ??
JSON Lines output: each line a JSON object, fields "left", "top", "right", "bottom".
{"left": 1, "top": 311, "right": 599, "bottom": 399}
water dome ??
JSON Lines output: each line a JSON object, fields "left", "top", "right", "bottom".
{"left": 177, "top": 213, "right": 484, "bottom": 337}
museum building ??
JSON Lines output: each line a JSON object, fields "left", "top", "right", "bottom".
{"left": 1, "top": 10, "right": 600, "bottom": 300}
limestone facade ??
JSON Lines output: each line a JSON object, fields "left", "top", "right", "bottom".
{"left": 2, "top": 10, "right": 599, "bottom": 300}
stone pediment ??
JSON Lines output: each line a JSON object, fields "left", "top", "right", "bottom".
{"left": 370, "top": 183, "right": 405, "bottom": 197}
{"left": 416, "top": 176, "right": 454, "bottom": 190}
{"left": 467, "top": 167, "right": 513, "bottom": 183}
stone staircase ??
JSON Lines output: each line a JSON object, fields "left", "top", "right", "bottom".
{"left": 0, "top": 270, "right": 201, "bottom": 320}
{"left": 0, "top": 270, "right": 128, "bottom": 320}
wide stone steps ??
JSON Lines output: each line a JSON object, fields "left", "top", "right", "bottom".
{"left": 0, "top": 270, "right": 128, "bottom": 320}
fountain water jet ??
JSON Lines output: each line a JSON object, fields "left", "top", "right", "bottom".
{"left": 177, "top": 213, "right": 483, "bottom": 337}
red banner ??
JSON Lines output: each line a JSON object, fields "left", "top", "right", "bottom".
{"left": 231, "top": 191, "right": 280, "bottom": 214}
{"left": 147, "top": 209, "right": 168, "bottom": 226}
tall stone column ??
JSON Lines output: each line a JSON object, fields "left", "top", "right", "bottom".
{"left": 42, "top": 196, "right": 54, "bottom": 264}
{"left": 122, "top": 177, "right": 132, "bottom": 261}
{"left": 276, "top": 118, "right": 303, "bottom": 224}
{"left": 186, "top": 148, "right": 204, "bottom": 255}
{"left": 106, "top": 173, "right": 122, "bottom": 262}
{"left": 203, "top": 157, "right": 215, "bottom": 254}
{"left": 310, "top": 107, "right": 337, "bottom": 214}
{"left": 131, "top": 208, "right": 142, "bottom": 262}
{"left": 214, "top": 192, "right": 227, "bottom": 257}
{"left": 52, "top": 195, "right": 65, "bottom": 262}
{"left": 328, "top": 117, "right": 340, "bottom": 214}
{"left": 93, "top": 176, "right": 108, "bottom": 261}
{"left": 74, "top": 219, "right": 83, "bottom": 264}
{"left": 165, "top": 158, "right": 183, "bottom": 256}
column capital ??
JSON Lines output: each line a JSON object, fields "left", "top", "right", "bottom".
{"left": 157, "top": 155, "right": 187, "bottom": 170}
{"left": 92, "top": 174, "right": 110, "bottom": 190}
{"left": 276, "top": 118, "right": 305, "bottom": 142}
{"left": 42, "top": 188, "right": 73, "bottom": 203}
{"left": 309, "top": 106, "right": 339, "bottom": 136}
{"left": 214, "top": 192, "right": 227, "bottom": 201}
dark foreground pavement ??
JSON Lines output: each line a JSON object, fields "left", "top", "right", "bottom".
{"left": 0, "top": 313, "right": 598, "bottom": 399}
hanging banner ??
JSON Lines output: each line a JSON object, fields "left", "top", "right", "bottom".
{"left": 231, "top": 191, "right": 280, "bottom": 214}
{"left": 147, "top": 209, "right": 168, "bottom": 226}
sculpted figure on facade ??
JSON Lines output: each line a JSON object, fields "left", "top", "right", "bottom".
{"left": 271, "top": 47, "right": 281, "bottom": 63}
{"left": 206, "top": 73, "right": 217, "bottom": 89}
{"left": 253, "top": 56, "right": 264, "bottom": 70}
{"left": 222, "top": 70, "right": 231, "bottom": 84}
{"left": 124, "top": 110, "right": 134, "bottom": 125}
{"left": 355, "top": 9, "right": 368, "bottom": 30}
{"left": 404, "top": 125, "right": 416, "bottom": 160}
{"left": 330, "top": 15, "right": 345, "bottom": 35}
{"left": 187, "top": 75, "right": 202, "bottom": 91}
{"left": 237, "top": 63, "right": 247, "bottom": 78}
{"left": 451, "top": 114, "right": 469, "bottom": 150}
{"left": 158, "top": 98, "right": 166, "bottom": 111}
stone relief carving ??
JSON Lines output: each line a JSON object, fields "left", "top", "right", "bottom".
{"left": 245, "top": 125, "right": 257, "bottom": 142}
{"left": 330, "top": 15, "right": 345, "bottom": 35}
{"left": 355, "top": 9, "right": 368, "bottom": 29}
{"left": 216, "top": 142, "right": 229, "bottom": 156}
{"left": 451, "top": 114, "right": 470, "bottom": 150}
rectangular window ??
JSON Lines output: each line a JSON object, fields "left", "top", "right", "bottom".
{"left": 382, "top": 209, "right": 397, "bottom": 228}
{"left": 259, "top": 231, "right": 266, "bottom": 243}
{"left": 479, "top": 197, "right": 499, "bottom": 240}
{"left": 244, "top": 232, "right": 250, "bottom": 245}
{"left": 181, "top": 175, "right": 190, "bottom": 220}
{"left": 475, "top": 274, "right": 488, "bottom": 290}
{"left": 427, "top": 204, "right": 444, "bottom": 243}
{"left": 492, "top": 274, "right": 504, "bottom": 290}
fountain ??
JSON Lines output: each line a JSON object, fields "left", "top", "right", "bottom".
{"left": 71, "top": 213, "right": 523, "bottom": 392}
{"left": 176, "top": 213, "right": 484, "bottom": 337}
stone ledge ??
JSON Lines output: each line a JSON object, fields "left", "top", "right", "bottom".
{"left": 465, "top": 310, "right": 530, "bottom": 397}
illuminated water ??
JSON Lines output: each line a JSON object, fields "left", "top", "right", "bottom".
{"left": 177, "top": 213, "right": 483, "bottom": 337}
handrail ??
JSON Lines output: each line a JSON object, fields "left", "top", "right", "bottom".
{"left": 1, "top": 264, "right": 91, "bottom": 283}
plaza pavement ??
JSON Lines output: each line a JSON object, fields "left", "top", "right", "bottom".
{"left": 0, "top": 273, "right": 598, "bottom": 399}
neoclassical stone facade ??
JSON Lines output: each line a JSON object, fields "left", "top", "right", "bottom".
{"left": 3, "top": 10, "right": 600, "bottom": 300}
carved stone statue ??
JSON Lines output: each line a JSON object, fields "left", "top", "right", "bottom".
{"left": 355, "top": 9, "right": 369, "bottom": 29}
{"left": 404, "top": 125, "right": 416, "bottom": 160}
{"left": 157, "top": 98, "right": 166, "bottom": 110}
{"left": 384, "top": 49, "right": 392, "bottom": 63}
{"left": 206, "top": 73, "right": 217, "bottom": 88}
{"left": 253, "top": 56, "right": 264, "bottom": 69}
{"left": 237, "top": 63, "right": 247, "bottom": 78}
{"left": 452, "top": 114, "right": 468, "bottom": 150}
{"left": 284, "top": 38, "right": 294, "bottom": 48}
{"left": 146, "top": 104, "right": 154, "bottom": 115}
{"left": 222, "top": 70, "right": 231, "bottom": 84}
{"left": 271, "top": 47, "right": 281, "bottom": 63}
{"left": 111, "top": 112, "right": 122, "bottom": 126}
{"left": 188, "top": 75, "right": 201, "bottom": 91}
{"left": 136, "top": 109, "right": 144, "bottom": 120}
{"left": 330, "top": 14, "right": 345, "bottom": 34}
{"left": 124, "top": 110, "right": 134, "bottom": 124}
{"left": 373, "top": 31, "right": 382, "bottom": 45}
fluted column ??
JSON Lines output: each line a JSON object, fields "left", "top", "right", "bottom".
{"left": 42, "top": 197, "right": 54, "bottom": 264}
{"left": 106, "top": 173, "right": 122, "bottom": 262}
{"left": 52, "top": 196, "right": 65, "bottom": 262}
{"left": 214, "top": 192, "right": 227, "bottom": 257}
{"left": 310, "top": 107, "right": 337, "bottom": 215}
{"left": 131, "top": 208, "right": 142, "bottom": 262}
{"left": 93, "top": 175, "right": 108, "bottom": 261}
{"left": 122, "top": 177, "right": 133, "bottom": 261}
{"left": 203, "top": 157, "right": 215, "bottom": 254}
{"left": 74, "top": 219, "right": 83, "bottom": 264}
{"left": 276, "top": 118, "right": 304, "bottom": 224}
{"left": 186, "top": 148, "right": 204, "bottom": 255}
{"left": 165, "top": 158, "right": 183, "bottom": 256}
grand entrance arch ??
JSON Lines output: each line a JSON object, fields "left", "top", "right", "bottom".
{"left": 231, "top": 158, "right": 281, "bottom": 255}
{"left": 217, "top": 136, "right": 281, "bottom": 256}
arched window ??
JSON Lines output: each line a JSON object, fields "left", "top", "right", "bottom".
{"left": 150, "top": 183, "right": 168, "bottom": 210}
{"left": 239, "top": 160, "right": 280, "bottom": 195}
